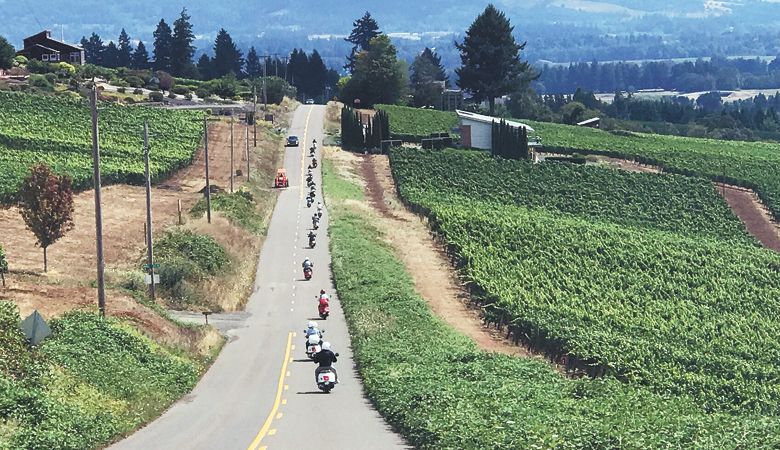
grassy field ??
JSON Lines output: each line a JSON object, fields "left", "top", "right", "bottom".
{"left": 375, "top": 104, "right": 458, "bottom": 139}
{"left": 0, "top": 91, "right": 203, "bottom": 203}
{"left": 323, "top": 153, "right": 780, "bottom": 449}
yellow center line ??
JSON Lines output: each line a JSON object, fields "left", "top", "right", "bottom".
{"left": 246, "top": 332, "right": 293, "bottom": 450}
{"left": 300, "top": 106, "right": 315, "bottom": 200}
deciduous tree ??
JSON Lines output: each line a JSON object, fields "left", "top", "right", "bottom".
{"left": 341, "top": 35, "right": 407, "bottom": 107}
{"left": 456, "top": 4, "right": 535, "bottom": 115}
{"left": 18, "top": 165, "right": 75, "bottom": 273}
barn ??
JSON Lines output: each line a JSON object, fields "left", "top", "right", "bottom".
{"left": 457, "top": 110, "right": 534, "bottom": 150}
{"left": 16, "top": 31, "right": 85, "bottom": 65}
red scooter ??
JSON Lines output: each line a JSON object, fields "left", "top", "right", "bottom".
{"left": 318, "top": 296, "right": 330, "bottom": 320}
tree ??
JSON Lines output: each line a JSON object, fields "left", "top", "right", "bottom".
{"left": 342, "top": 35, "right": 407, "bottom": 107}
{"left": 103, "top": 41, "right": 120, "bottom": 68}
{"left": 81, "top": 33, "right": 105, "bottom": 65}
{"left": 153, "top": 19, "right": 174, "bottom": 72}
{"left": 0, "top": 244, "right": 7, "bottom": 288}
{"left": 18, "top": 165, "right": 74, "bottom": 273}
{"left": 0, "top": 36, "right": 15, "bottom": 71}
{"left": 197, "top": 54, "right": 212, "bottom": 80}
{"left": 156, "top": 71, "right": 174, "bottom": 93}
{"left": 171, "top": 8, "right": 197, "bottom": 77}
{"left": 456, "top": 4, "right": 535, "bottom": 115}
{"left": 246, "top": 46, "right": 262, "bottom": 78}
{"left": 117, "top": 28, "right": 133, "bottom": 68}
{"left": 211, "top": 28, "right": 243, "bottom": 78}
{"left": 411, "top": 47, "right": 447, "bottom": 107}
{"left": 306, "top": 50, "right": 328, "bottom": 100}
{"left": 132, "top": 41, "right": 150, "bottom": 69}
{"left": 344, "top": 11, "right": 380, "bottom": 72}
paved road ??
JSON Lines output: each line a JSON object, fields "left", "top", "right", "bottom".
{"left": 110, "top": 105, "right": 406, "bottom": 450}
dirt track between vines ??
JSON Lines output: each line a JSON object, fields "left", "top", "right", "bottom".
{"left": 328, "top": 148, "right": 531, "bottom": 357}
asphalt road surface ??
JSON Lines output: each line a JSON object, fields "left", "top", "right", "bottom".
{"left": 110, "top": 105, "right": 406, "bottom": 450}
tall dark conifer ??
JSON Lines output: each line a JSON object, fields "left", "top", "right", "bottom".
{"left": 153, "top": 19, "right": 174, "bottom": 72}
{"left": 171, "top": 8, "right": 196, "bottom": 76}
{"left": 132, "top": 41, "right": 150, "bottom": 69}
{"left": 117, "top": 28, "right": 133, "bottom": 68}
{"left": 456, "top": 4, "right": 535, "bottom": 114}
{"left": 344, "top": 11, "right": 380, "bottom": 72}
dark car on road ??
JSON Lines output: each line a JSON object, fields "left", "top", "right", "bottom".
{"left": 286, "top": 135, "right": 299, "bottom": 147}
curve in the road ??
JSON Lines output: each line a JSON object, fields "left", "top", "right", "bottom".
{"left": 110, "top": 105, "right": 406, "bottom": 450}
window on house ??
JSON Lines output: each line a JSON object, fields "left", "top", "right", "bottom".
{"left": 42, "top": 54, "right": 49, "bottom": 61}
{"left": 51, "top": 54, "right": 59, "bottom": 61}
{"left": 70, "top": 53, "right": 79, "bottom": 63}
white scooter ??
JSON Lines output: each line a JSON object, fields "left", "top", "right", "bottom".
{"left": 317, "top": 366, "right": 338, "bottom": 393}
{"left": 306, "top": 333, "right": 322, "bottom": 359}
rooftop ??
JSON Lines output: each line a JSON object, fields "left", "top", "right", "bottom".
{"left": 456, "top": 110, "right": 535, "bottom": 133}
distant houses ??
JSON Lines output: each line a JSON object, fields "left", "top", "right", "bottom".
{"left": 456, "top": 110, "right": 534, "bottom": 150}
{"left": 16, "top": 31, "right": 85, "bottom": 65}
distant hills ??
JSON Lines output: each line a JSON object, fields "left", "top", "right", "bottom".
{"left": 4, "top": 0, "right": 780, "bottom": 69}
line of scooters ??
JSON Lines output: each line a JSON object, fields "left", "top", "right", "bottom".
{"left": 300, "top": 139, "right": 339, "bottom": 393}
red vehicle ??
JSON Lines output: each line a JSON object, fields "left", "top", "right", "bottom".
{"left": 274, "top": 169, "right": 289, "bottom": 188}
{"left": 318, "top": 296, "right": 330, "bottom": 320}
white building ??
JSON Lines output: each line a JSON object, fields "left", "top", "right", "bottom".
{"left": 456, "top": 110, "right": 534, "bottom": 150}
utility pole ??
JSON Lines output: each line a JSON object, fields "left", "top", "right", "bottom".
{"left": 89, "top": 86, "right": 106, "bottom": 317}
{"left": 204, "top": 117, "right": 212, "bottom": 223}
{"left": 253, "top": 86, "right": 258, "bottom": 147}
{"left": 230, "top": 115, "right": 235, "bottom": 194}
{"left": 262, "top": 57, "right": 268, "bottom": 108}
{"left": 143, "top": 122, "right": 156, "bottom": 300}
{"left": 245, "top": 123, "right": 250, "bottom": 179}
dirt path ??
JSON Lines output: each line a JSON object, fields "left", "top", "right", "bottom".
{"left": 352, "top": 153, "right": 530, "bottom": 357}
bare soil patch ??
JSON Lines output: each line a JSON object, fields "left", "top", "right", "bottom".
{"left": 717, "top": 184, "right": 780, "bottom": 251}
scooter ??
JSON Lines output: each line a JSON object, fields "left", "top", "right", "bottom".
{"left": 318, "top": 297, "right": 330, "bottom": 320}
{"left": 311, "top": 158, "right": 318, "bottom": 168}
{"left": 316, "top": 363, "right": 338, "bottom": 393}
{"left": 312, "top": 218, "right": 320, "bottom": 230}
{"left": 317, "top": 210, "right": 323, "bottom": 219}
{"left": 306, "top": 334, "right": 322, "bottom": 359}
{"left": 304, "top": 267, "right": 313, "bottom": 280}
{"left": 309, "top": 235, "right": 317, "bottom": 248}
{"left": 307, "top": 197, "right": 313, "bottom": 208}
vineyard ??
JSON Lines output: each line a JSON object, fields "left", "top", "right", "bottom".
{"left": 325, "top": 157, "right": 780, "bottom": 449}
{"left": 0, "top": 91, "right": 204, "bottom": 203}
{"left": 375, "top": 104, "right": 458, "bottom": 140}
{"left": 389, "top": 148, "right": 780, "bottom": 418}
{"left": 528, "top": 119, "right": 780, "bottom": 220}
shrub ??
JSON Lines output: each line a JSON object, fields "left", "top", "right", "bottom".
{"left": 133, "top": 88, "right": 143, "bottom": 95}
{"left": 117, "top": 87, "right": 126, "bottom": 94}
{"left": 172, "top": 86, "right": 190, "bottom": 95}
{"left": 124, "top": 76, "right": 144, "bottom": 88}
{"left": 190, "top": 192, "right": 262, "bottom": 233}
{"left": 167, "top": 92, "right": 177, "bottom": 99}
{"left": 155, "top": 229, "right": 229, "bottom": 276}
{"left": 148, "top": 91, "right": 164, "bottom": 102}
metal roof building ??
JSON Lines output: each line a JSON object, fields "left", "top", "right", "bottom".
{"left": 456, "top": 110, "right": 534, "bottom": 150}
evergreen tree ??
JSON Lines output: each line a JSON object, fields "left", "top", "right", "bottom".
{"left": 344, "top": 11, "right": 380, "bottom": 72}
{"left": 456, "top": 4, "right": 535, "bottom": 115}
{"left": 197, "top": 54, "right": 212, "bottom": 80}
{"left": 287, "top": 49, "right": 309, "bottom": 92}
{"left": 0, "top": 36, "right": 14, "bottom": 71}
{"left": 132, "top": 41, "right": 150, "bottom": 69}
{"left": 246, "top": 46, "right": 262, "bottom": 78}
{"left": 81, "top": 33, "right": 104, "bottom": 65}
{"left": 411, "top": 47, "right": 448, "bottom": 107}
{"left": 211, "top": 29, "right": 244, "bottom": 78}
{"left": 153, "top": 19, "right": 173, "bottom": 72}
{"left": 171, "top": 8, "right": 197, "bottom": 77}
{"left": 307, "top": 50, "right": 328, "bottom": 99}
{"left": 117, "top": 28, "right": 133, "bottom": 68}
{"left": 103, "top": 41, "right": 120, "bottom": 68}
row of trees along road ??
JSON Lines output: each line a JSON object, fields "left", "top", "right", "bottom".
{"left": 341, "top": 5, "right": 535, "bottom": 114}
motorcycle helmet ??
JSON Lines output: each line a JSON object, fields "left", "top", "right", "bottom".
{"left": 308, "top": 334, "right": 321, "bottom": 345}
{"left": 320, "top": 289, "right": 326, "bottom": 295}
{"left": 307, "top": 321, "right": 316, "bottom": 328}
{"left": 322, "top": 342, "right": 331, "bottom": 350}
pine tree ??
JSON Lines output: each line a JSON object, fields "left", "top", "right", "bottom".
{"left": 307, "top": 50, "right": 328, "bottom": 100}
{"left": 246, "top": 46, "right": 262, "bottom": 78}
{"left": 103, "top": 41, "right": 120, "bottom": 68}
{"left": 211, "top": 29, "right": 244, "bottom": 78}
{"left": 132, "top": 41, "right": 150, "bottom": 69}
{"left": 456, "top": 4, "right": 535, "bottom": 115}
{"left": 197, "top": 54, "right": 212, "bottom": 80}
{"left": 411, "top": 47, "right": 447, "bottom": 107}
{"left": 344, "top": 11, "right": 380, "bottom": 72}
{"left": 117, "top": 28, "right": 133, "bottom": 68}
{"left": 153, "top": 19, "right": 173, "bottom": 72}
{"left": 81, "top": 33, "right": 105, "bottom": 65}
{"left": 171, "top": 8, "right": 196, "bottom": 77}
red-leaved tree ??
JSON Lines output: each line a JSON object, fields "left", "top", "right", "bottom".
{"left": 19, "top": 164, "right": 75, "bottom": 272}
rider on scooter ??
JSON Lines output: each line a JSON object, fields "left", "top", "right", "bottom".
{"left": 313, "top": 342, "right": 338, "bottom": 383}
